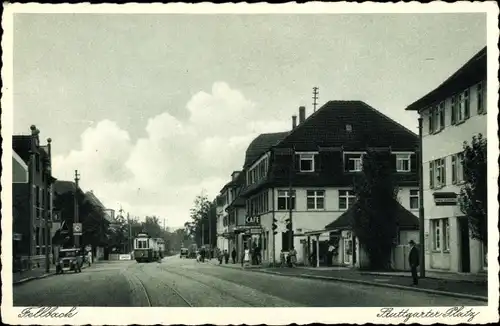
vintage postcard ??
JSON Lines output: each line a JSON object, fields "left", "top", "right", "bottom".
{"left": 1, "top": 2, "right": 499, "bottom": 325}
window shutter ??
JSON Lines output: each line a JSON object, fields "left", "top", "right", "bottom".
{"left": 451, "top": 155, "right": 456, "bottom": 184}
{"left": 428, "top": 109, "right": 434, "bottom": 133}
{"left": 464, "top": 92, "right": 470, "bottom": 119}
{"left": 429, "top": 161, "right": 434, "bottom": 189}
{"left": 294, "top": 154, "right": 300, "bottom": 172}
{"left": 441, "top": 158, "right": 446, "bottom": 186}
{"left": 410, "top": 154, "right": 417, "bottom": 173}
{"left": 439, "top": 104, "right": 445, "bottom": 129}
{"left": 451, "top": 96, "right": 457, "bottom": 125}
{"left": 343, "top": 154, "right": 350, "bottom": 171}
{"left": 314, "top": 153, "right": 321, "bottom": 172}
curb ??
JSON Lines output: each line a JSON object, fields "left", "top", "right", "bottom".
{"left": 360, "top": 272, "right": 488, "bottom": 285}
{"left": 256, "top": 270, "right": 488, "bottom": 302}
{"left": 13, "top": 264, "right": 91, "bottom": 286}
{"left": 13, "top": 272, "right": 56, "bottom": 285}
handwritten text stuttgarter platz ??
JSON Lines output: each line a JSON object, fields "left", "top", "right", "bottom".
{"left": 18, "top": 307, "right": 78, "bottom": 318}
{"left": 378, "top": 306, "right": 480, "bottom": 323}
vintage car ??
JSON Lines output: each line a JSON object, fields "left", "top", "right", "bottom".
{"left": 56, "top": 248, "right": 82, "bottom": 274}
{"left": 180, "top": 248, "right": 188, "bottom": 258}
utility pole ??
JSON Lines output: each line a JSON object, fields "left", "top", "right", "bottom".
{"left": 312, "top": 87, "right": 319, "bottom": 112}
{"left": 418, "top": 118, "right": 426, "bottom": 278}
{"left": 127, "top": 212, "right": 132, "bottom": 253}
{"left": 208, "top": 207, "right": 212, "bottom": 250}
{"left": 74, "top": 170, "right": 80, "bottom": 248}
{"left": 45, "top": 138, "right": 52, "bottom": 273}
{"left": 288, "top": 149, "right": 295, "bottom": 251}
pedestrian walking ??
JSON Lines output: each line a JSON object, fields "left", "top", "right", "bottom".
{"left": 327, "top": 243, "right": 335, "bottom": 266}
{"left": 289, "top": 247, "right": 297, "bottom": 267}
{"left": 218, "top": 248, "right": 223, "bottom": 264}
{"left": 224, "top": 250, "right": 229, "bottom": 264}
{"left": 242, "top": 245, "right": 250, "bottom": 268}
{"left": 231, "top": 248, "right": 237, "bottom": 264}
{"left": 279, "top": 249, "right": 286, "bottom": 268}
{"left": 408, "top": 240, "right": 420, "bottom": 285}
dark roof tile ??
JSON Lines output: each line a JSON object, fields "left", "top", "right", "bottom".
{"left": 325, "top": 200, "right": 419, "bottom": 230}
{"left": 275, "top": 101, "right": 417, "bottom": 152}
{"left": 244, "top": 132, "right": 289, "bottom": 168}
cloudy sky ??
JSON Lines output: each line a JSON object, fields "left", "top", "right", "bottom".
{"left": 13, "top": 13, "right": 486, "bottom": 229}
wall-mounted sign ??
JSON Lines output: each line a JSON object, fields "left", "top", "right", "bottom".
{"left": 245, "top": 215, "right": 260, "bottom": 226}
{"left": 433, "top": 192, "right": 458, "bottom": 206}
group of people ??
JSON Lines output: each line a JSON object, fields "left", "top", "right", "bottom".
{"left": 280, "top": 247, "right": 298, "bottom": 267}
{"left": 212, "top": 242, "right": 263, "bottom": 268}
{"left": 216, "top": 248, "right": 237, "bottom": 264}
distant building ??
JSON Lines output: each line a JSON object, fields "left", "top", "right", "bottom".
{"left": 405, "top": 46, "right": 487, "bottom": 274}
{"left": 13, "top": 126, "right": 56, "bottom": 270}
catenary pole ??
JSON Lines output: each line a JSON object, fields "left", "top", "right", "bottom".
{"left": 418, "top": 117, "right": 426, "bottom": 278}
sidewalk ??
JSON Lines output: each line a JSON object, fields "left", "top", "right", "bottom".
{"left": 13, "top": 262, "right": 95, "bottom": 285}
{"left": 256, "top": 267, "right": 488, "bottom": 301}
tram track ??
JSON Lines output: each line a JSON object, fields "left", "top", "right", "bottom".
{"left": 126, "top": 262, "right": 193, "bottom": 307}
{"left": 156, "top": 263, "right": 257, "bottom": 307}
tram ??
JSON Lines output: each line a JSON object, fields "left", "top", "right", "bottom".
{"left": 134, "top": 233, "right": 160, "bottom": 263}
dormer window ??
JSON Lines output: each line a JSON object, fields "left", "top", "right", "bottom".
{"left": 344, "top": 152, "right": 364, "bottom": 172}
{"left": 396, "top": 153, "right": 411, "bottom": 172}
{"left": 299, "top": 153, "right": 315, "bottom": 172}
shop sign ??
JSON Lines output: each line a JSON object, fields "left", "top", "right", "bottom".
{"left": 433, "top": 192, "right": 458, "bottom": 206}
{"left": 245, "top": 215, "right": 260, "bottom": 226}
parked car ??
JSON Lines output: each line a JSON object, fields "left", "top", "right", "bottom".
{"left": 56, "top": 248, "right": 82, "bottom": 274}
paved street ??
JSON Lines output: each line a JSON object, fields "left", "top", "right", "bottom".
{"left": 13, "top": 256, "right": 485, "bottom": 307}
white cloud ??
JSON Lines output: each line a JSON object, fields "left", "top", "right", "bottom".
{"left": 52, "top": 82, "right": 288, "bottom": 228}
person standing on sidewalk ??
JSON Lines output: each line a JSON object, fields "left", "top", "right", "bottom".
{"left": 231, "top": 248, "right": 237, "bottom": 264}
{"left": 224, "top": 250, "right": 230, "bottom": 264}
{"left": 408, "top": 240, "right": 419, "bottom": 285}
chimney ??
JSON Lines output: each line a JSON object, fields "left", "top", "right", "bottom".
{"left": 292, "top": 115, "right": 297, "bottom": 129}
{"left": 299, "top": 106, "right": 306, "bottom": 124}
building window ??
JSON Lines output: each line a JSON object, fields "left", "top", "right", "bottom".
{"left": 277, "top": 190, "right": 295, "bottom": 211}
{"left": 307, "top": 190, "right": 325, "bottom": 210}
{"left": 396, "top": 154, "right": 411, "bottom": 172}
{"left": 409, "top": 189, "right": 419, "bottom": 210}
{"left": 428, "top": 103, "right": 445, "bottom": 134}
{"left": 339, "top": 190, "right": 356, "bottom": 210}
{"left": 348, "top": 156, "right": 363, "bottom": 172}
{"left": 443, "top": 218, "right": 450, "bottom": 252}
{"left": 432, "top": 219, "right": 441, "bottom": 251}
{"left": 346, "top": 124, "right": 352, "bottom": 132}
{"left": 451, "top": 153, "right": 464, "bottom": 184}
{"left": 299, "top": 154, "right": 315, "bottom": 172}
{"left": 452, "top": 89, "right": 470, "bottom": 124}
{"left": 35, "top": 153, "right": 40, "bottom": 172}
{"left": 430, "top": 158, "right": 446, "bottom": 188}
{"left": 477, "top": 82, "right": 485, "bottom": 114}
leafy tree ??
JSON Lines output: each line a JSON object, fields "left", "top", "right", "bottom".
{"left": 351, "top": 150, "right": 399, "bottom": 270}
{"left": 459, "top": 133, "right": 487, "bottom": 243}
{"left": 187, "top": 192, "right": 213, "bottom": 246}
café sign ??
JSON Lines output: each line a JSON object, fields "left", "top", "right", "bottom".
{"left": 433, "top": 192, "right": 458, "bottom": 206}
{"left": 245, "top": 215, "right": 260, "bottom": 226}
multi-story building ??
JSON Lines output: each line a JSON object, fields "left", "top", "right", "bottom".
{"left": 405, "top": 46, "right": 487, "bottom": 274}
{"left": 12, "top": 125, "right": 56, "bottom": 270}
{"left": 240, "top": 103, "right": 420, "bottom": 265}
{"left": 215, "top": 171, "right": 244, "bottom": 254}
{"left": 12, "top": 149, "right": 29, "bottom": 271}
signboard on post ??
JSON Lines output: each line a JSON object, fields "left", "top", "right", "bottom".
{"left": 73, "top": 223, "right": 83, "bottom": 236}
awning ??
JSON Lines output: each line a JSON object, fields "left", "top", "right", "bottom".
{"left": 303, "top": 229, "right": 328, "bottom": 236}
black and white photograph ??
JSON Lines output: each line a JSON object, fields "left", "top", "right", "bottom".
{"left": 1, "top": 2, "right": 498, "bottom": 325}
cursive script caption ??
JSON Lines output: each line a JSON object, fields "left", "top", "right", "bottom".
{"left": 18, "top": 307, "right": 79, "bottom": 318}
{"left": 378, "top": 306, "right": 480, "bottom": 323}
